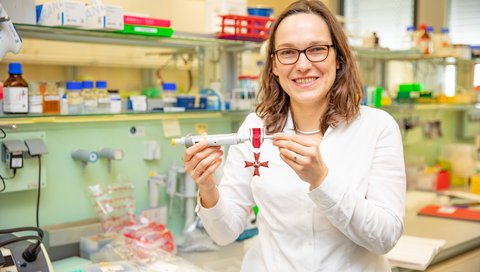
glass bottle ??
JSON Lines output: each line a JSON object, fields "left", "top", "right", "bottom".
{"left": 402, "top": 26, "right": 415, "bottom": 50}
{"left": 82, "top": 80, "right": 97, "bottom": 113}
{"left": 28, "top": 81, "right": 43, "bottom": 114}
{"left": 43, "top": 81, "right": 61, "bottom": 114}
{"left": 162, "top": 82, "right": 177, "bottom": 108}
{"left": 96, "top": 80, "right": 110, "bottom": 113}
{"left": 108, "top": 89, "right": 122, "bottom": 113}
{"left": 66, "top": 81, "right": 83, "bottom": 114}
{"left": 418, "top": 24, "right": 431, "bottom": 54}
{"left": 3, "top": 62, "right": 29, "bottom": 114}
{"left": 440, "top": 27, "right": 451, "bottom": 49}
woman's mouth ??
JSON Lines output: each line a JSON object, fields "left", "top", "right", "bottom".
{"left": 293, "top": 77, "right": 318, "bottom": 84}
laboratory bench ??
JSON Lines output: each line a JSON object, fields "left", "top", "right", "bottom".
{"left": 179, "top": 192, "right": 480, "bottom": 272}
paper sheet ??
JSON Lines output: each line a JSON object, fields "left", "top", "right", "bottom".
{"left": 386, "top": 235, "right": 446, "bottom": 271}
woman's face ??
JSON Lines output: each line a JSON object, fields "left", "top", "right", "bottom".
{"left": 272, "top": 13, "right": 337, "bottom": 108}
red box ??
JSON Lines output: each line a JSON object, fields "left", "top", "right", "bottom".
{"left": 217, "top": 14, "right": 274, "bottom": 42}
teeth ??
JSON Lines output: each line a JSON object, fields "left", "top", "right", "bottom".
{"left": 295, "top": 78, "right": 316, "bottom": 84}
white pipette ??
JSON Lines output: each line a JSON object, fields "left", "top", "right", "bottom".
{"left": 172, "top": 132, "right": 274, "bottom": 147}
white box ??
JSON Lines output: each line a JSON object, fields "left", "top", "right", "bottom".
{"left": 37, "top": 0, "right": 86, "bottom": 27}
{"left": 84, "top": 4, "right": 123, "bottom": 30}
{"left": 0, "top": 0, "right": 36, "bottom": 24}
{"left": 205, "top": 0, "right": 247, "bottom": 33}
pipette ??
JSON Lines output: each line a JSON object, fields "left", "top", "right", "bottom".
{"left": 172, "top": 130, "right": 273, "bottom": 147}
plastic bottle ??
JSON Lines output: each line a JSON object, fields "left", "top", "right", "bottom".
{"left": 440, "top": 27, "right": 451, "bottom": 49}
{"left": 402, "top": 26, "right": 415, "bottom": 50}
{"left": 28, "top": 81, "right": 43, "bottom": 114}
{"left": 418, "top": 24, "right": 430, "bottom": 54}
{"left": 3, "top": 62, "right": 29, "bottom": 113}
{"left": 162, "top": 82, "right": 177, "bottom": 108}
{"left": 43, "top": 81, "right": 61, "bottom": 114}
{"left": 96, "top": 80, "right": 110, "bottom": 113}
{"left": 66, "top": 81, "right": 83, "bottom": 114}
{"left": 82, "top": 80, "right": 97, "bottom": 113}
{"left": 108, "top": 89, "right": 122, "bottom": 113}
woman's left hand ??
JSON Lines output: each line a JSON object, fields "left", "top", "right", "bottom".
{"left": 272, "top": 133, "right": 329, "bottom": 190}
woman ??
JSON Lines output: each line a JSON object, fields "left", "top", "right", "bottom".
{"left": 183, "top": 0, "right": 406, "bottom": 271}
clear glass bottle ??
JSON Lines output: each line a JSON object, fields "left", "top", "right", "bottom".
{"left": 82, "top": 80, "right": 97, "bottom": 113}
{"left": 28, "top": 81, "right": 43, "bottom": 114}
{"left": 440, "top": 27, "right": 451, "bottom": 49}
{"left": 43, "top": 81, "right": 61, "bottom": 114}
{"left": 66, "top": 81, "right": 83, "bottom": 114}
{"left": 402, "top": 26, "right": 415, "bottom": 50}
{"left": 3, "top": 62, "right": 29, "bottom": 114}
{"left": 162, "top": 82, "right": 177, "bottom": 108}
{"left": 96, "top": 80, "right": 110, "bottom": 113}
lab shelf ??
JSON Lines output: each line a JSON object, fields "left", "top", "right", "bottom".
{"left": 0, "top": 110, "right": 250, "bottom": 125}
{"left": 382, "top": 103, "right": 478, "bottom": 112}
{"left": 14, "top": 24, "right": 261, "bottom": 51}
{"left": 354, "top": 47, "right": 478, "bottom": 64}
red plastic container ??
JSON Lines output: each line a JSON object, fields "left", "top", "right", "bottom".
{"left": 217, "top": 14, "right": 274, "bottom": 42}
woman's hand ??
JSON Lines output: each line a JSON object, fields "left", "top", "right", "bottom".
{"left": 183, "top": 140, "right": 223, "bottom": 207}
{"left": 272, "top": 133, "right": 329, "bottom": 190}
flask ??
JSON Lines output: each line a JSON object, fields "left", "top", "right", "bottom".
{"left": 82, "top": 80, "right": 97, "bottom": 113}
{"left": 66, "top": 81, "right": 83, "bottom": 114}
{"left": 96, "top": 80, "right": 110, "bottom": 113}
{"left": 28, "top": 81, "right": 43, "bottom": 114}
{"left": 162, "top": 82, "right": 177, "bottom": 108}
{"left": 3, "top": 62, "right": 29, "bottom": 113}
{"left": 43, "top": 81, "right": 61, "bottom": 114}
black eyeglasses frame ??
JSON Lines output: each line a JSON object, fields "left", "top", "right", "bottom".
{"left": 273, "top": 44, "right": 335, "bottom": 65}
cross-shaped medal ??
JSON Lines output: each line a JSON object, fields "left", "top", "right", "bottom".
{"left": 244, "top": 128, "right": 269, "bottom": 176}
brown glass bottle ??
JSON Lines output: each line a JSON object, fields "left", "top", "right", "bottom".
{"left": 3, "top": 63, "right": 29, "bottom": 113}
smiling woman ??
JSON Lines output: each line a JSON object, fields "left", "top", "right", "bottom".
{"left": 184, "top": 1, "right": 406, "bottom": 271}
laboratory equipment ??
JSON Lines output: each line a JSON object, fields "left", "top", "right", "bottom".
{"left": 2, "top": 139, "right": 28, "bottom": 169}
{"left": 172, "top": 128, "right": 273, "bottom": 148}
{"left": 71, "top": 149, "right": 99, "bottom": 174}
{"left": 0, "top": 227, "right": 53, "bottom": 272}
{"left": 0, "top": 4, "right": 22, "bottom": 60}
{"left": 99, "top": 148, "right": 124, "bottom": 173}
{"left": 96, "top": 80, "right": 110, "bottom": 113}
{"left": 82, "top": 80, "right": 98, "bottom": 113}
{"left": 42, "top": 82, "right": 61, "bottom": 114}
{"left": 3, "top": 63, "right": 29, "bottom": 114}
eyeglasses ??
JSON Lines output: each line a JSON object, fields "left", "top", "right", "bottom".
{"left": 273, "top": 44, "right": 334, "bottom": 65}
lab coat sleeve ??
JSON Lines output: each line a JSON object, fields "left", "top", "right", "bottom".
{"left": 309, "top": 115, "right": 406, "bottom": 254}
{"left": 196, "top": 115, "right": 257, "bottom": 246}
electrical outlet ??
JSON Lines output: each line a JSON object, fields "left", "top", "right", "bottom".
{"left": 0, "top": 132, "right": 47, "bottom": 193}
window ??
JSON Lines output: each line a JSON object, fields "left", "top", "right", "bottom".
{"left": 343, "top": 0, "right": 414, "bottom": 49}
{"left": 448, "top": 0, "right": 480, "bottom": 45}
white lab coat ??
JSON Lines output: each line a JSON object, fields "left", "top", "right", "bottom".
{"left": 197, "top": 106, "right": 406, "bottom": 272}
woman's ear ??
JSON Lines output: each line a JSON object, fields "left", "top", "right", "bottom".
{"left": 272, "top": 55, "right": 279, "bottom": 76}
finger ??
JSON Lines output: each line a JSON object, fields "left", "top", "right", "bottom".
{"left": 279, "top": 153, "right": 301, "bottom": 170}
{"left": 184, "top": 140, "right": 209, "bottom": 162}
{"left": 196, "top": 158, "right": 223, "bottom": 184}
{"left": 274, "top": 138, "right": 312, "bottom": 158}
{"left": 185, "top": 144, "right": 221, "bottom": 170}
{"left": 190, "top": 149, "right": 223, "bottom": 178}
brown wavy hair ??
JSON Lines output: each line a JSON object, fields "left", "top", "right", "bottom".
{"left": 256, "top": 0, "right": 363, "bottom": 134}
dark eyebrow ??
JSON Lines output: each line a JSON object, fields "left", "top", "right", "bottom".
{"left": 276, "top": 40, "right": 332, "bottom": 49}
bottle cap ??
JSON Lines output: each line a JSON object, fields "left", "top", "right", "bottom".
{"left": 82, "top": 81, "right": 94, "bottom": 89}
{"left": 8, "top": 63, "right": 22, "bottom": 75}
{"left": 66, "top": 81, "right": 82, "bottom": 91}
{"left": 162, "top": 82, "right": 177, "bottom": 91}
{"left": 441, "top": 27, "right": 449, "bottom": 33}
{"left": 96, "top": 80, "right": 107, "bottom": 89}
{"left": 406, "top": 26, "right": 415, "bottom": 31}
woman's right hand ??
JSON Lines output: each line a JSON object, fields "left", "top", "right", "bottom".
{"left": 183, "top": 140, "right": 223, "bottom": 207}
